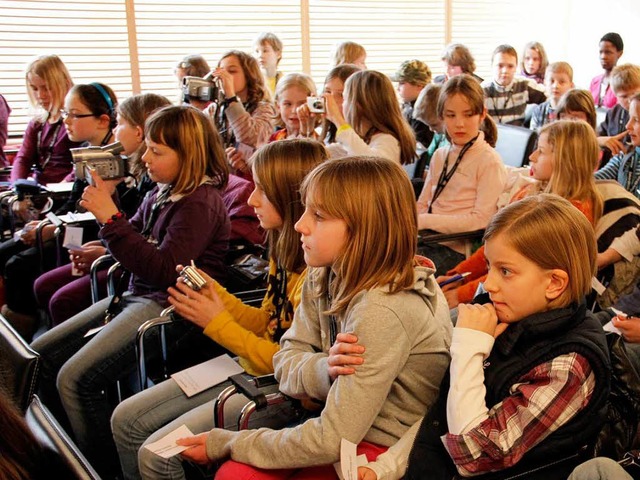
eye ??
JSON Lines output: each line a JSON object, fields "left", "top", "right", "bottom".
{"left": 500, "top": 267, "right": 511, "bottom": 276}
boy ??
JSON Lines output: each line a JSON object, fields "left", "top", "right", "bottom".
{"left": 530, "top": 62, "right": 574, "bottom": 130}
{"left": 482, "top": 44, "right": 546, "bottom": 126}
{"left": 413, "top": 83, "right": 448, "bottom": 167}
{"left": 253, "top": 32, "right": 283, "bottom": 96}
{"left": 392, "top": 59, "right": 434, "bottom": 150}
{"left": 590, "top": 32, "right": 624, "bottom": 109}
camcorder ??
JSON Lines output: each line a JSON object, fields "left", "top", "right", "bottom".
{"left": 307, "top": 96, "right": 325, "bottom": 114}
{"left": 182, "top": 73, "right": 221, "bottom": 103}
{"left": 71, "top": 141, "right": 127, "bottom": 185}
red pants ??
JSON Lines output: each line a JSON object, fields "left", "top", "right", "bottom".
{"left": 214, "top": 441, "right": 387, "bottom": 480}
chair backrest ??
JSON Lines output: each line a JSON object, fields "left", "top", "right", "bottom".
{"left": 495, "top": 124, "right": 538, "bottom": 168}
{"left": 0, "top": 313, "right": 40, "bottom": 413}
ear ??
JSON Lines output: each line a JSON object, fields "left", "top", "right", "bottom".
{"left": 545, "top": 269, "right": 569, "bottom": 302}
{"left": 134, "top": 125, "right": 144, "bottom": 142}
{"left": 97, "top": 113, "right": 112, "bottom": 129}
{"left": 480, "top": 106, "right": 488, "bottom": 122}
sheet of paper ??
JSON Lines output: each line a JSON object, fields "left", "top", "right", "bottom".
{"left": 591, "top": 276, "right": 606, "bottom": 295}
{"left": 603, "top": 307, "right": 626, "bottom": 335}
{"left": 84, "top": 324, "right": 107, "bottom": 337}
{"left": 171, "top": 354, "right": 244, "bottom": 398}
{"left": 44, "top": 181, "right": 74, "bottom": 193}
{"left": 59, "top": 211, "right": 96, "bottom": 224}
{"left": 62, "top": 226, "right": 83, "bottom": 250}
{"left": 333, "top": 440, "right": 368, "bottom": 480}
{"left": 45, "top": 211, "right": 63, "bottom": 227}
{"left": 143, "top": 424, "right": 195, "bottom": 458}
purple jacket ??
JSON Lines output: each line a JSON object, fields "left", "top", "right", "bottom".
{"left": 223, "top": 174, "right": 264, "bottom": 246}
{"left": 99, "top": 182, "right": 231, "bottom": 306}
{"left": 0, "top": 94, "right": 10, "bottom": 167}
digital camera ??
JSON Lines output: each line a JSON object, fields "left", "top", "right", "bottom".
{"left": 307, "top": 96, "right": 325, "bottom": 114}
{"left": 179, "top": 265, "right": 207, "bottom": 291}
{"left": 182, "top": 75, "right": 220, "bottom": 102}
{"left": 71, "top": 141, "right": 127, "bottom": 185}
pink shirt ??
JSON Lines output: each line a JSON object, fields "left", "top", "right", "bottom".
{"left": 590, "top": 73, "right": 618, "bottom": 109}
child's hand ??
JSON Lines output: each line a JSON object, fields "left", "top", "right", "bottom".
{"left": 69, "top": 245, "right": 107, "bottom": 275}
{"left": 327, "top": 332, "right": 365, "bottom": 381}
{"left": 296, "top": 103, "right": 318, "bottom": 137}
{"left": 598, "top": 131, "right": 629, "bottom": 156}
{"left": 225, "top": 146, "right": 248, "bottom": 173}
{"left": 612, "top": 315, "right": 640, "bottom": 343}
{"left": 167, "top": 280, "right": 224, "bottom": 329}
{"left": 323, "top": 92, "right": 346, "bottom": 128}
{"left": 212, "top": 67, "right": 235, "bottom": 98}
{"left": 358, "top": 466, "right": 378, "bottom": 480}
{"left": 176, "top": 433, "right": 210, "bottom": 464}
{"left": 444, "top": 288, "right": 460, "bottom": 309}
{"left": 457, "top": 303, "right": 508, "bottom": 338}
{"left": 79, "top": 169, "right": 120, "bottom": 224}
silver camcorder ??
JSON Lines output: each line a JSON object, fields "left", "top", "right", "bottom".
{"left": 179, "top": 265, "right": 207, "bottom": 291}
{"left": 71, "top": 141, "right": 127, "bottom": 184}
{"left": 182, "top": 74, "right": 220, "bottom": 102}
{"left": 307, "top": 96, "right": 325, "bottom": 114}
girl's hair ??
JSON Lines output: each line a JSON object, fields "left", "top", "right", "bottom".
{"left": 175, "top": 54, "right": 210, "bottom": 78}
{"left": 273, "top": 73, "right": 317, "bottom": 128}
{"left": 343, "top": 70, "right": 416, "bottom": 164}
{"left": 145, "top": 105, "right": 229, "bottom": 195}
{"left": 68, "top": 83, "right": 118, "bottom": 130}
{"left": 301, "top": 156, "right": 417, "bottom": 315}
{"left": 555, "top": 89, "right": 597, "bottom": 131}
{"left": 117, "top": 93, "right": 172, "bottom": 177}
{"left": 437, "top": 74, "right": 497, "bottom": 147}
{"left": 25, "top": 54, "right": 73, "bottom": 119}
{"left": 520, "top": 41, "right": 549, "bottom": 75}
{"left": 441, "top": 43, "right": 476, "bottom": 74}
{"left": 320, "top": 64, "right": 362, "bottom": 143}
{"left": 332, "top": 41, "right": 366, "bottom": 66}
{"left": 539, "top": 120, "right": 603, "bottom": 224}
{"left": 484, "top": 194, "right": 596, "bottom": 308}
{"left": 254, "top": 32, "right": 283, "bottom": 61}
{"left": 218, "top": 50, "right": 271, "bottom": 106}
{"left": 413, "top": 83, "right": 442, "bottom": 124}
{"left": 250, "top": 139, "right": 328, "bottom": 273}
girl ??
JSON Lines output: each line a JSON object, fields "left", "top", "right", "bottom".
{"left": 269, "top": 73, "right": 317, "bottom": 141}
{"left": 10, "top": 54, "right": 80, "bottom": 185}
{"left": 176, "top": 157, "right": 452, "bottom": 480}
{"left": 363, "top": 194, "right": 611, "bottom": 480}
{"left": 518, "top": 41, "right": 549, "bottom": 84}
{"left": 417, "top": 74, "right": 506, "bottom": 274}
{"left": 33, "top": 93, "right": 172, "bottom": 326}
{"left": 590, "top": 32, "right": 624, "bottom": 109}
{"left": 556, "top": 88, "right": 598, "bottom": 131}
{"left": 31, "top": 105, "right": 230, "bottom": 479}
{"left": 324, "top": 70, "right": 416, "bottom": 164}
{"left": 111, "top": 138, "right": 328, "bottom": 480}
{"left": 174, "top": 54, "right": 210, "bottom": 85}
{"left": 207, "top": 50, "right": 275, "bottom": 178}
{"left": 439, "top": 120, "right": 604, "bottom": 308}
{"left": 332, "top": 41, "right": 367, "bottom": 69}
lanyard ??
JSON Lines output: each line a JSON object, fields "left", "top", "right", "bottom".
{"left": 140, "top": 187, "right": 172, "bottom": 238}
{"left": 326, "top": 271, "right": 338, "bottom": 346}
{"left": 625, "top": 151, "right": 640, "bottom": 194}
{"left": 35, "top": 116, "right": 62, "bottom": 173}
{"left": 428, "top": 134, "right": 479, "bottom": 213}
{"left": 271, "top": 263, "right": 290, "bottom": 342}
{"left": 490, "top": 85, "right": 514, "bottom": 124}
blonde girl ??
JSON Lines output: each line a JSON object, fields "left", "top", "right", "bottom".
{"left": 519, "top": 41, "right": 549, "bottom": 84}
{"left": 332, "top": 40, "right": 367, "bottom": 69}
{"left": 441, "top": 120, "right": 604, "bottom": 307}
{"left": 177, "top": 156, "right": 452, "bottom": 480}
{"left": 417, "top": 74, "right": 506, "bottom": 273}
{"left": 269, "top": 73, "right": 317, "bottom": 141}
{"left": 32, "top": 105, "right": 230, "bottom": 479}
{"left": 324, "top": 70, "right": 416, "bottom": 164}
{"left": 11, "top": 54, "right": 80, "bottom": 184}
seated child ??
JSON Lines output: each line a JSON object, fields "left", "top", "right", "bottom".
{"left": 412, "top": 83, "right": 449, "bottom": 180}
{"left": 482, "top": 44, "right": 546, "bottom": 126}
{"left": 253, "top": 32, "right": 284, "bottom": 97}
{"left": 269, "top": 73, "right": 317, "bottom": 141}
{"left": 434, "top": 43, "right": 482, "bottom": 84}
{"left": 332, "top": 40, "right": 367, "bottom": 69}
{"left": 590, "top": 32, "right": 624, "bottom": 109}
{"left": 530, "top": 62, "right": 574, "bottom": 130}
{"left": 518, "top": 41, "right": 548, "bottom": 85}
{"left": 556, "top": 89, "right": 598, "bottom": 131}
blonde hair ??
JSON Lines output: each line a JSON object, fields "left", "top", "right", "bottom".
{"left": 538, "top": 120, "right": 603, "bottom": 224}
{"left": 25, "top": 54, "right": 73, "bottom": 120}
{"left": 556, "top": 89, "right": 597, "bottom": 131}
{"left": 343, "top": 70, "right": 416, "bottom": 164}
{"left": 413, "top": 83, "right": 442, "bottom": 124}
{"left": 441, "top": 43, "right": 476, "bottom": 74}
{"left": 484, "top": 194, "right": 597, "bottom": 308}
{"left": 301, "top": 156, "right": 417, "bottom": 315}
{"left": 254, "top": 32, "right": 283, "bottom": 63}
{"left": 332, "top": 41, "right": 366, "bottom": 66}
{"left": 218, "top": 50, "right": 271, "bottom": 106}
{"left": 273, "top": 73, "right": 317, "bottom": 128}
{"left": 611, "top": 64, "right": 640, "bottom": 93}
{"left": 250, "top": 139, "right": 328, "bottom": 273}
{"left": 546, "top": 61, "right": 573, "bottom": 82}
{"left": 520, "top": 41, "right": 549, "bottom": 76}
{"left": 145, "top": 105, "right": 228, "bottom": 195}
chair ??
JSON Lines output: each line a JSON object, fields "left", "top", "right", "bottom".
{"left": 495, "top": 124, "right": 538, "bottom": 168}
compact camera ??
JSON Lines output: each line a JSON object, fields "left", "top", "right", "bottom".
{"left": 182, "top": 75, "right": 220, "bottom": 103}
{"left": 179, "top": 264, "right": 207, "bottom": 291}
{"left": 307, "top": 96, "right": 325, "bottom": 114}
{"left": 71, "top": 141, "right": 127, "bottom": 185}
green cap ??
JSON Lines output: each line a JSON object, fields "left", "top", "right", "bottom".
{"left": 391, "top": 60, "right": 432, "bottom": 85}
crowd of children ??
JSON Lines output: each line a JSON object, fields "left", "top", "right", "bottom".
{"left": 0, "top": 29, "right": 639, "bottom": 480}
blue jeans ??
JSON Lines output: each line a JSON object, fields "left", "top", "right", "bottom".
{"left": 31, "top": 294, "right": 164, "bottom": 478}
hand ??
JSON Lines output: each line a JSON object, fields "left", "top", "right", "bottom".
{"left": 18, "top": 220, "right": 39, "bottom": 246}
{"left": 436, "top": 275, "right": 464, "bottom": 292}
{"left": 79, "top": 169, "right": 119, "bottom": 224}
{"left": 296, "top": 103, "right": 319, "bottom": 137}
{"left": 327, "top": 332, "right": 365, "bottom": 381}
{"left": 211, "top": 67, "right": 235, "bottom": 99}
{"left": 598, "top": 131, "right": 629, "bottom": 156}
{"left": 69, "top": 245, "right": 107, "bottom": 275}
{"left": 177, "top": 433, "right": 210, "bottom": 465}
{"left": 12, "top": 199, "right": 34, "bottom": 223}
{"left": 167, "top": 279, "right": 224, "bottom": 329}
{"left": 457, "top": 303, "right": 508, "bottom": 338}
{"left": 323, "top": 92, "right": 346, "bottom": 128}
{"left": 358, "top": 466, "right": 378, "bottom": 480}
{"left": 225, "top": 146, "right": 248, "bottom": 173}
{"left": 444, "top": 288, "right": 460, "bottom": 309}
{"left": 612, "top": 315, "right": 640, "bottom": 343}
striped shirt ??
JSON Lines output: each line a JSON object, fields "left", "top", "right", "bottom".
{"left": 595, "top": 149, "right": 640, "bottom": 199}
{"left": 482, "top": 78, "right": 546, "bottom": 126}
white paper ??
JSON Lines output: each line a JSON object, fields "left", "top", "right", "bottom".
{"left": 143, "top": 424, "right": 195, "bottom": 458}
{"left": 84, "top": 324, "right": 107, "bottom": 337}
{"left": 59, "top": 211, "right": 96, "bottom": 224}
{"left": 44, "top": 181, "right": 74, "bottom": 193}
{"left": 45, "top": 211, "right": 63, "bottom": 227}
{"left": 333, "top": 439, "right": 368, "bottom": 480}
{"left": 171, "top": 354, "right": 244, "bottom": 398}
{"left": 62, "top": 226, "right": 84, "bottom": 250}
{"left": 591, "top": 277, "right": 606, "bottom": 295}
{"left": 603, "top": 307, "right": 627, "bottom": 335}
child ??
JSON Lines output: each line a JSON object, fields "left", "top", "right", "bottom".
{"left": 111, "top": 138, "right": 328, "bottom": 480}
{"left": 33, "top": 93, "right": 172, "bottom": 326}
{"left": 417, "top": 74, "right": 507, "bottom": 274}
{"left": 440, "top": 120, "right": 604, "bottom": 308}
{"left": 556, "top": 89, "right": 598, "bottom": 131}
{"left": 482, "top": 44, "right": 546, "bottom": 125}
{"left": 391, "top": 59, "right": 434, "bottom": 150}
{"left": 176, "top": 156, "right": 452, "bottom": 480}
{"left": 174, "top": 54, "right": 210, "bottom": 85}
{"left": 332, "top": 40, "right": 367, "bottom": 69}
{"left": 269, "top": 73, "right": 317, "bottom": 141}
{"left": 253, "top": 32, "right": 284, "bottom": 96}
{"left": 324, "top": 70, "right": 416, "bottom": 164}
{"left": 519, "top": 41, "right": 548, "bottom": 85}
{"left": 434, "top": 43, "right": 482, "bottom": 84}
{"left": 0, "top": 93, "right": 10, "bottom": 167}
{"left": 530, "top": 62, "right": 575, "bottom": 130}
{"left": 31, "top": 105, "right": 231, "bottom": 478}
{"left": 10, "top": 54, "right": 81, "bottom": 185}
{"left": 371, "top": 194, "right": 611, "bottom": 480}
{"left": 595, "top": 91, "right": 640, "bottom": 198}
{"left": 590, "top": 32, "right": 624, "bottom": 109}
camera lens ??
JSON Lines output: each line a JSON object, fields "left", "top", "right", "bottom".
{"left": 314, "top": 101, "right": 322, "bottom": 109}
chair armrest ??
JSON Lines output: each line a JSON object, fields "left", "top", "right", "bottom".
{"left": 89, "top": 254, "right": 115, "bottom": 303}
{"left": 135, "top": 314, "right": 178, "bottom": 390}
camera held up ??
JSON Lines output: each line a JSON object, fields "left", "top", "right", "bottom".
{"left": 307, "top": 96, "right": 325, "bottom": 114}
{"left": 71, "top": 141, "right": 127, "bottom": 185}
{"left": 182, "top": 73, "right": 221, "bottom": 103}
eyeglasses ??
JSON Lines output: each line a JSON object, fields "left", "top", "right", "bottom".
{"left": 60, "top": 110, "right": 95, "bottom": 120}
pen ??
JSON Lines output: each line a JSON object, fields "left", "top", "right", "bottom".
{"left": 438, "top": 272, "right": 471, "bottom": 287}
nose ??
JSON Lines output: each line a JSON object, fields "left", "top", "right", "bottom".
{"left": 483, "top": 268, "right": 498, "bottom": 293}
{"left": 247, "top": 188, "right": 259, "bottom": 208}
{"left": 294, "top": 210, "right": 310, "bottom": 234}
{"left": 529, "top": 149, "right": 538, "bottom": 163}
{"left": 141, "top": 149, "right": 150, "bottom": 163}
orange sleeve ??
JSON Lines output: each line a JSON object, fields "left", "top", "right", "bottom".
{"left": 447, "top": 245, "right": 487, "bottom": 281}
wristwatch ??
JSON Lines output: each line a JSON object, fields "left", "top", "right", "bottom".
{"left": 223, "top": 95, "right": 239, "bottom": 107}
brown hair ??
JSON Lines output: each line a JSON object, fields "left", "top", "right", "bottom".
{"left": 254, "top": 32, "right": 283, "bottom": 63}
{"left": 413, "top": 83, "right": 442, "bottom": 124}
{"left": 145, "top": 105, "right": 228, "bottom": 195}
{"left": 520, "top": 41, "right": 549, "bottom": 76}
{"left": 218, "top": 50, "right": 271, "bottom": 106}
{"left": 68, "top": 83, "right": 118, "bottom": 130}
{"left": 250, "top": 139, "right": 328, "bottom": 273}
{"left": 332, "top": 41, "right": 366, "bottom": 66}
{"left": 25, "top": 54, "right": 73, "bottom": 120}
{"left": 321, "top": 64, "right": 362, "bottom": 143}
{"left": 556, "top": 89, "right": 597, "bottom": 131}
{"left": 611, "top": 64, "right": 640, "bottom": 94}
{"left": 484, "top": 194, "right": 596, "bottom": 308}
{"left": 175, "top": 54, "right": 210, "bottom": 78}
{"left": 492, "top": 44, "right": 518, "bottom": 63}
{"left": 301, "top": 156, "right": 417, "bottom": 315}
{"left": 441, "top": 43, "right": 476, "bottom": 74}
